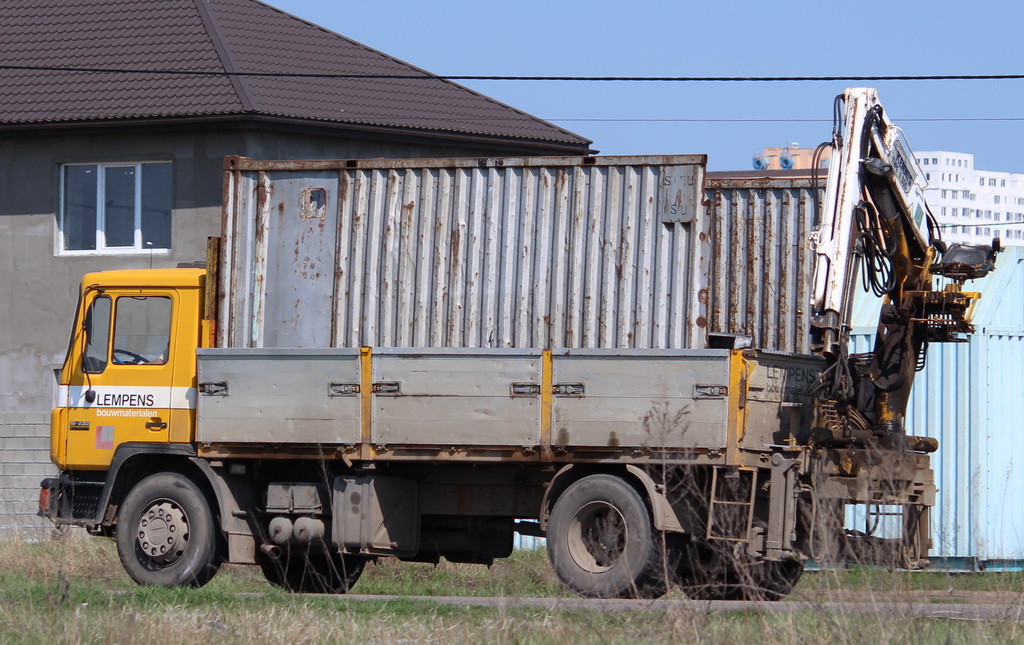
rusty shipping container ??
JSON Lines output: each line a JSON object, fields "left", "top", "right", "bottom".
{"left": 219, "top": 156, "right": 823, "bottom": 353}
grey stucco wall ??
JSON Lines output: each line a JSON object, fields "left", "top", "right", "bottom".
{"left": 0, "top": 125, "right": 517, "bottom": 536}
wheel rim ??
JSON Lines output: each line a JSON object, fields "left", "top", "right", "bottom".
{"left": 567, "top": 501, "right": 627, "bottom": 573}
{"left": 136, "top": 499, "right": 190, "bottom": 566}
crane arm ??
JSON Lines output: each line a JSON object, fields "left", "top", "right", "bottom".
{"left": 809, "top": 88, "right": 998, "bottom": 440}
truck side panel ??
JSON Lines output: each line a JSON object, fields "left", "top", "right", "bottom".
{"left": 196, "top": 348, "right": 362, "bottom": 444}
{"left": 371, "top": 349, "right": 543, "bottom": 447}
{"left": 741, "top": 351, "right": 822, "bottom": 449}
{"left": 551, "top": 350, "right": 730, "bottom": 449}
{"left": 195, "top": 348, "right": 779, "bottom": 458}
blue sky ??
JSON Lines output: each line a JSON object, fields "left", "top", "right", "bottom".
{"left": 269, "top": 1, "right": 1024, "bottom": 172}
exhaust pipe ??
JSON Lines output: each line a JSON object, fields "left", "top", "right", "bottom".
{"left": 259, "top": 543, "right": 281, "bottom": 560}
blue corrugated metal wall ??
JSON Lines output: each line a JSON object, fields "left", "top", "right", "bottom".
{"left": 851, "top": 247, "right": 1024, "bottom": 568}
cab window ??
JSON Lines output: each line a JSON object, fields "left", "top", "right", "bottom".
{"left": 111, "top": 296, "right": 172, "bottom": 365}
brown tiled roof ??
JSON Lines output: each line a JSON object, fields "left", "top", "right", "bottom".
{"left": 0, "top": 0, "right": 591, "bottom": 151}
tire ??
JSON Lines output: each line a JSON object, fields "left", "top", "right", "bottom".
{"left": 672, "top": 539, "right": 744, "bottom": 600}
{"left": 116, "top": 473, "right": 221, "bottom": 588}
{"left": 259, "top": 547, "right": 366, "bottom": 594}
{"left": 546, "top": 474, "right": 667, "bottom": 599}
{"left": 739, "top": 559, "right": 803, "bottom": 600}
{"left": 673, "top": 539, "right": 803, "bottom": 601}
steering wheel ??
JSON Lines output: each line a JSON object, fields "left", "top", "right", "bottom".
{"left": 112, "top": 349, "right": 150, "bottom": 365}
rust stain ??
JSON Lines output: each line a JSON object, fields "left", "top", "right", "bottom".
{"left": 255, "top": 183, "right": 268, "bottom": 212}
{"left": 450, "top": 228, "right": 461, "bottom": 270}
{"left": 706, "top": 177, "right": 817, "bottom": 191}
{"left": 339, "top": 176, "right": 349, "bottom": 203}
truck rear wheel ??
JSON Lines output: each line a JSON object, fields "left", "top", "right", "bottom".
{"left": 259, "top": 549, "right": 366, "bottom": 594}
{"left": 673, "top": 539, "right": 802, "bottom": 600}
{"left": 546, "top": 474, "right": 666, "bottom": 599}
{"left": 116, "top": 473, "right": 221, "bottom": 587}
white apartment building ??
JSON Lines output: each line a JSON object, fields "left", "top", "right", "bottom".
{"left": 915, "top": 151, "right": 1024, "bottom": 246}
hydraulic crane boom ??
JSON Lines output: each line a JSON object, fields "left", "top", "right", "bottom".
{"left": 809, "top": 88, "right": 998, "bottom": 443}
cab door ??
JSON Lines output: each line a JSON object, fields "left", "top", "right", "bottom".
{"left": 65, "top": 291, "right": 175, "bottom": 469}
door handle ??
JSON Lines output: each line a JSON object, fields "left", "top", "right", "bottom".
{"left": 146, "top": 422, "right": 167, "bottom": 430}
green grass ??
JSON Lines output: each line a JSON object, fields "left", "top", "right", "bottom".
{"left": 2, "top": 535, "right": 1024, "bottom": 644}
{"left": 802, "top": 565, "right": 1024, "bottom": 593}
{"left": 354, "top": 548, "right": 571, "bottom": 598}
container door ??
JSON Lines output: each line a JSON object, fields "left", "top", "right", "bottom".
{"left": 254, "top": 172, "right": 339, "bottom": 347}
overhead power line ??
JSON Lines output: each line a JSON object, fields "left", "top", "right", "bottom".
{"left": 6, "top": 108, "right": 1022, "bottom": 124}
{"left": 1, "top": 64, "right": 1024, "bottom": 82}
{"left": 550, "top": 117, "right": 1024, "bottom": 123}
{"left": 938, "top": 221, "right": 1024, "bottom": 229}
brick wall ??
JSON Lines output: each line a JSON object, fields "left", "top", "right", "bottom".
{"left": 0, "top": 412, "right": 54, "bottom": 538}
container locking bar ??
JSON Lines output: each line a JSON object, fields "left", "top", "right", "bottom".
{"left": 328, "top": 383, "right": 360, "bottom": 397}
{"left": 694, "top": 384, "right": 728, "bottom": 399}
{"left": 511, "top": 383, "right": 541, "bottom": 397}
{"left": 553, "top": 383, "right": 585, "bottom": 397}
{"left": 372, "top": 381, "right": 401, "bottom": 395}
{"left": 199, "top": 381, "right": 228, "bottom": 396}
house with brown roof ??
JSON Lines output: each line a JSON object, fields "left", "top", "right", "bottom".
{"left": 0, "top": 0, "right": 591, "bottom": 535}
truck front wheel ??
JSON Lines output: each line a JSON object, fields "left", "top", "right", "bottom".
{"left": 546, "top": 474, "right": 666, "bottom": 599}
{"left": 116, "top": 473, "right": 221, "bottom": 587}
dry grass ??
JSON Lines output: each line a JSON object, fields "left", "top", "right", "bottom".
{"left": 2, "top": 533, "right": 1024, "bottom": 644}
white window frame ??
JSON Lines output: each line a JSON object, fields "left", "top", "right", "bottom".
{"left": 58, "top": 161, "right": 172, "bottom": 256}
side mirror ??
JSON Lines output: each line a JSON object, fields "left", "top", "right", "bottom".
{"left": 83, "top": 306, "right": 92, "bottom": 342}
{"left": 81, "top": 295, "right": 111, "bottom": 375}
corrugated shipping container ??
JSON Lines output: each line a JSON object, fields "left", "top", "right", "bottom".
{"left": 704, "top": 177, "right": 821, "bottom": 354}
{"left": 219, "top": 156, "right": 823, "bottom": 354}
{"left": 851, "top": 247, "right": 1024, "bottom": 568}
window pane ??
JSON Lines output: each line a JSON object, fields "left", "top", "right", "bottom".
{"left": 113, "top": 296, "right": 172, "bottom": 365}
{"left": 104, "top": 166, "right": 136, "bottom": 247}
{"left": 141, "top": 162, "right": 172, "bottom": 250}
{"left": 84, "top": 296, "right": 111, "bottom": 373}
{"left": 63, "top": 165, "right": 97, "bottom": 251}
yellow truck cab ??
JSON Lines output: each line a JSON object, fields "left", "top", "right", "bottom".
{"left": 52, "top": 269, "right": 206, "bottom": 471}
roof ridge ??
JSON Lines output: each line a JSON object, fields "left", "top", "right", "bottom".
{"left": 192, "top": 0, "right": 255, "bottom": 112}
{"left": 242, "top": 0, "right": 588, "bottom": 145}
